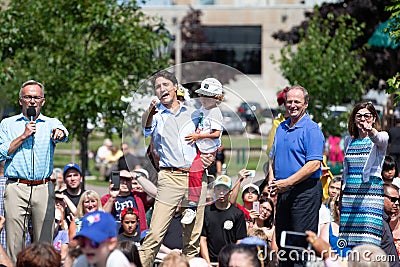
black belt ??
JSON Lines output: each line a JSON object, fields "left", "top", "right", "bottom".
{"left": 160, "top": 167, "right": 190, "bottom": 173}
{"left": 8, "top": 178, "right": 50, "bottom": 186}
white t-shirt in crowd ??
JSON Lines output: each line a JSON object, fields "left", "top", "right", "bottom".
{"left": 73, "top": 249, "right": 130, "bottom": 267}
{"left": 196, "top": 106, "right": 223, "bottom": 153}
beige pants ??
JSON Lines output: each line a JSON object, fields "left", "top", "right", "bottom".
{"left": 139, "top": 170, "right": 206, "bottom": 267}
{"left": 4, "top": 180, "right": 55, "bottom": 263}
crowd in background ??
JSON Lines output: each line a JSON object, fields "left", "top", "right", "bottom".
{"left": 0, "top": 76, "right": 399, "bottom": 267}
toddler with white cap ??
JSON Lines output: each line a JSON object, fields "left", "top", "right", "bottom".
{"left": 182, "top": 78, "right": 224, "bottom": 225}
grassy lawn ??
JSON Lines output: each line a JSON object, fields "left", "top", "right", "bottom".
{"left": 221, "top": 134, "right": 268, "bottom": 176}
{"left": 54, "top": 133, "right": 121, "bottom": 186}
{"left": 54, "top": 132, "right": 268, "bottom": 186}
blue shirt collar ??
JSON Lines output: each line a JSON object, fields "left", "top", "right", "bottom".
{"left": 284, "top": 113, "right": 310, "bottom": 129}
{"left": 16, "top": 113, "right": 46, "bottom": 122}
{"left": 158, "top": 102, "right": 187, "bottom": 114}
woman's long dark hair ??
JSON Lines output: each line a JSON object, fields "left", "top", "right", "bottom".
{"left": 260, "top": 198, "right": 274, "bottom": 228}
{"left": 348, "top": 102, "right": 381, "bottom": 138}
{"left": 116, "top": 241, "right": 142, "bottom": 267}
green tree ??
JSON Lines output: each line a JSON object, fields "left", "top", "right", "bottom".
{"left": 0, "top": 0, "right": 171, "bottom": 177}
{"left": 273, "top": 12, "right": 372, "bottom": 136}
{"left": 386, "top": 0, "right": 400, "bottom": 104}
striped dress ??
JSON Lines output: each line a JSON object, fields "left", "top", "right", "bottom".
{"left": 339, "top": 137, "right": 383, "bottom": 247}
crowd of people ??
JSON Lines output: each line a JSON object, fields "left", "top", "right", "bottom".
{"left": 0, "top": 75, "right": 398, "bottom": 267}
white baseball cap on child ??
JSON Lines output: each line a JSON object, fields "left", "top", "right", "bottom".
{"left": 195, "top": 78, "right": 223, "bottom": 96}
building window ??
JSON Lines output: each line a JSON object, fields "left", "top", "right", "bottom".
{"left": 199, "top": 0, "right": 215, "bottom": 4}
{"left": 138, "top": 0, "right": 173, "bottom": 6}
{"left": 182, "top": 26, "right": 261, "bottom": 74}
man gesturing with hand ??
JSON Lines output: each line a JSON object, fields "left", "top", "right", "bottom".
{"left": 0, "top": 80, "right": 68, "bottom": 262}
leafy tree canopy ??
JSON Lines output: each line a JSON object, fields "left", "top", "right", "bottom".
{"left": 0, "top": 0, "right": 171, "bottom": 174}
{"left": 385, "top": 0, "right": 400, "bottom": 104}
{"left": 272, "top": 0, "right": 399, "bottom": 92}
{"left": 273, "top": 13, "right": 371, "bottom": 136}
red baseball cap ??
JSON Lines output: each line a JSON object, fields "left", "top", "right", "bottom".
{"left": 120, "top": 207, "right": 139, "bottom": 220}
{"left": 277, "top": 86, "right": 289, "bottom": 106}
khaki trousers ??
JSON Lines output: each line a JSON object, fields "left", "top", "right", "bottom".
{"left": 4, "top": 180, "right": 55, "bottom": 263}
{"left": 139, "top": 170, "right": 206, "bottom": 267}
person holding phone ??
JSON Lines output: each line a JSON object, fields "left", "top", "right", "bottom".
{"left": 238, "top": 183, "right": 260, "bottom": 228}
{"left": 111, "top": 171, "right": 121, "bottom": 191}
{"left": 101, "top": 170, "right": 148, "bottom": 233}
{"left": 249, "top": 198, "right": 278, "bottom": 253}
{"left": 229, "top": 169, "right": 260, "bottom": 225}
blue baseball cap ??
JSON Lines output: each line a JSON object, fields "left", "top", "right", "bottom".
{"left": 240, "top": 236, "right": 267, "bottom": 246}
{"left": 63, "top": 162, "right": 82, "bottom": 177}
{"left": 74, "top": 211, "right": 117, "bottom": 243}
{"left": 140, "top": 229, "right": 149, "bottom": 241}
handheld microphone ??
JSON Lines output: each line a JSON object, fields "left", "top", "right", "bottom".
{"left": 27, "top": 106, "right": 36, "bottom": 121}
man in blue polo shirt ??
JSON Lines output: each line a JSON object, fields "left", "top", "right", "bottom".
{"left": 268, "top": 85, "right": 324, "bottom": 267}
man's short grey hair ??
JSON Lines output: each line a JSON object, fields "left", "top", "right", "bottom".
{"left": 52, "top": 168, "right": 63, "bottom": 177}
{"left": 348, "top": 244, "right": 389, "bottom": 267}
{"left": 287, "top": 85, "right": 309, "bottom": 104}
{"left": 19, "top": 80, "right": 45, "bottom": 97}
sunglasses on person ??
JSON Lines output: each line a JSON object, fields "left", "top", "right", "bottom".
{"left": 244, "top": 188, "right": 259, "bottom": 195}
{"left": 261, "top": 191, "right": 277, "bottom": 197}
{"left": 384, "top": 194, "right": 400, "bottom": 204}
{"left": 78, "top": 238, "right": 101, "bottom": 249}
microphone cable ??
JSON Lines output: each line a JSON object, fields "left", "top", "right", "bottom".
{"left": 22, "top": 124, "right": 35, "bottom": 248}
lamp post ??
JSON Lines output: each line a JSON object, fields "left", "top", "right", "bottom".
{"left": 153, "top": 20, "right": 182, "bottom": 81}
{"left": 172, "top": 17, "right": 182, "bottom": 82}
{"left": 153, "top": 22, "right": 174, "bottom": 64}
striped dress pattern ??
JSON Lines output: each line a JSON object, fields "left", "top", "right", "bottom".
{"left": 339, "top": 137, "right": 383, "bottom": 247}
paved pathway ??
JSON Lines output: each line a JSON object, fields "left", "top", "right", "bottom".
{"left": 84, "top": 182, "right": 108, "bottom": 196}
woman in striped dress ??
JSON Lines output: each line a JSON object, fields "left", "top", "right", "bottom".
{"left": 339, "top": 102, "right": 388, "bottom": 247}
